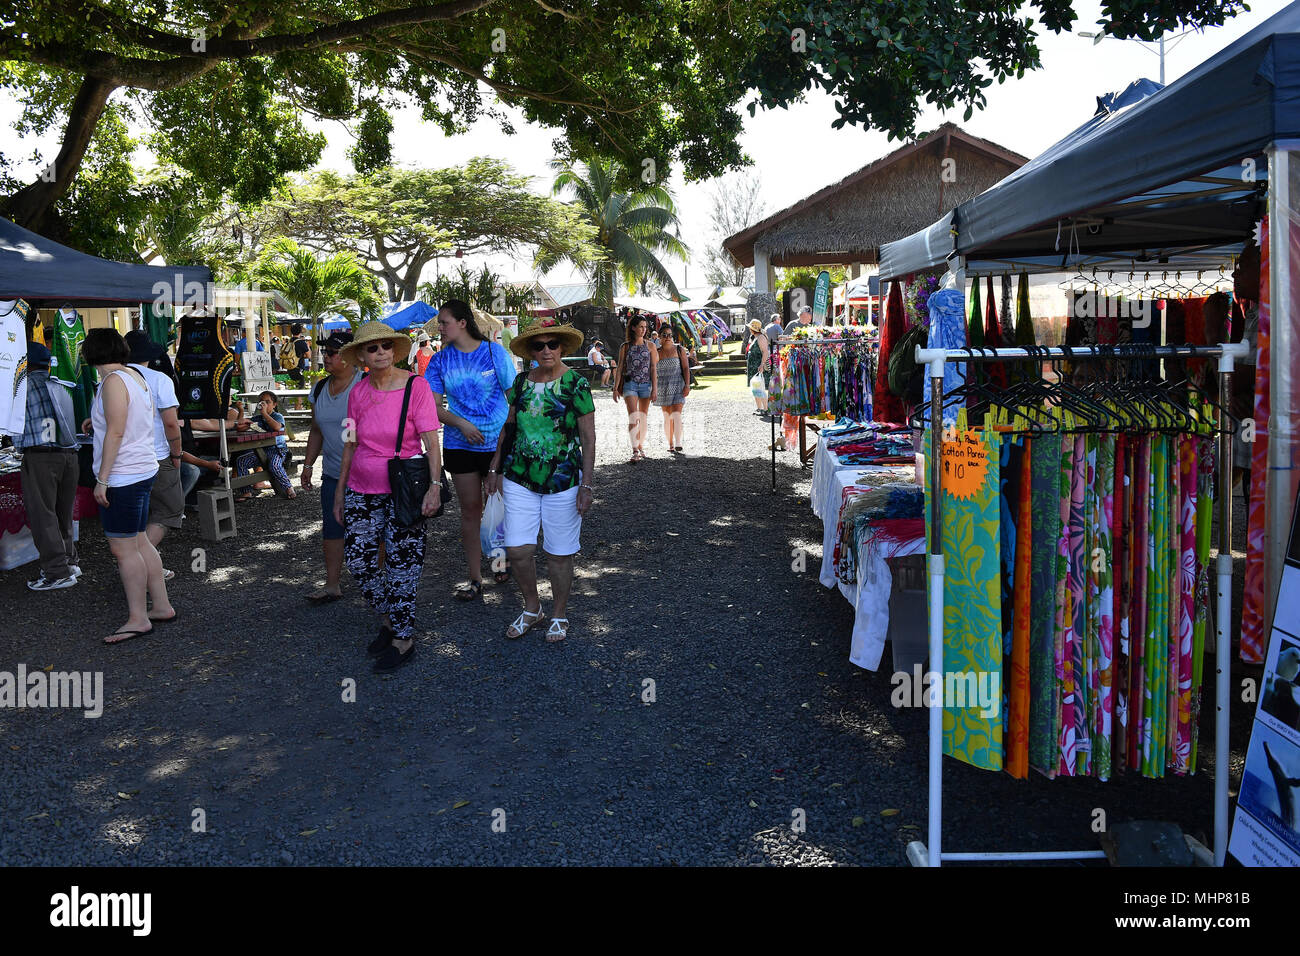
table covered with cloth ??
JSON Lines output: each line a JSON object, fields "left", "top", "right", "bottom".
{"left": 810, "top": 429, "right": 925, "bottom": 671}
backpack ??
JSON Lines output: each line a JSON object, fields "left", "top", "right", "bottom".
{"left": 887, "top": 323, "right": 928, "bottom": 403}
{"left": 280, "top": 338, "right": 299, "bottom": 370}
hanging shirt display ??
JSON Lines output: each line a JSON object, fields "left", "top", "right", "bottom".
{"left": 50, "top": 307, "right": 94, "bottom": 423}
{"left": 175, "top": 312, "right": 235, "bottom": 420}
{"left": 0, "top": 299, "right": 31, "bottom": 438}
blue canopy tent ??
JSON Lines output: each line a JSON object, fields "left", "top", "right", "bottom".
{"left": 383, "top": 300, "right": 436, "bottom": 331}
{"left": 0, "top": 215, "right": 210, "bottom": 305}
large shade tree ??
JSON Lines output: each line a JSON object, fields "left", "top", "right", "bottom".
{"left": 252, "top": 160, "right": 598, "bottom": 300}
{"left": 0, "top": 1, "right": 1246, "bottom": 248}
{"left": 537, "top": 157, "right": 687, "bottom": 308}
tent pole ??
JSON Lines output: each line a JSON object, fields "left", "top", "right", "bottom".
{"left": 1266, "top": 144, "right": 1294, "bottom": 647}
{"left": 1215, "top": 346, "right": 1236, "bottom": 866}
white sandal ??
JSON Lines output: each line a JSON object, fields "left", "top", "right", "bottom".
{"left": 546, "top": 618, "right": 569, "bottom": 643}
{"left": 506, "top": 609, "right": 542, "bottom": 640}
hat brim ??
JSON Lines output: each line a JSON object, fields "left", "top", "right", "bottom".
{"left": 509, "top": 325, "right": 584, "bottom": 361}
{"left": 341, "top": 331, "right": 412, "bottom": 367}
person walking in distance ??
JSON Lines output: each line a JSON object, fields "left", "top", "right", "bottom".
{"left": 423, "top": 298, "right": 517, "bottom": 600}
{"left": 613, "top": 314, "right": 657, "bottom": 463}
{"left": 302, "top": 331, "right": 362, "bottom": 603}
{"left": 486, "top": 317, "right": 595, "bottom": 642}
{"left": 745, "top": 318, "right": 771, "bottom": 419}
{"left": 82, "top": 328, "right": 176, "bottom": 644}
{"left": 16, "top": 341, "right": 80, "bottom": 590}
{"left": 653, "top": 324, "right": 690, "bottom": 453}
{"left": 334, "top": 322, "right": 443, "bottom": 672}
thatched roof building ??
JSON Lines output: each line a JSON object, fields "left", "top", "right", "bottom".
{"left": 724, "top": 123, "right": 1027, "bottom": 271}
{"left": 724, "top": 123, "right": 1026, "bottom": 324}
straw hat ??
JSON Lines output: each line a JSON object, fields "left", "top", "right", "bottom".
{"left": 508, "top": 315, "right": 584, "bottom": 360}
{"left": 340, "top": 321, "right": 411, "bottom": 367}
{"left": 747, "top": 318, "right": 762, "bottom": 333}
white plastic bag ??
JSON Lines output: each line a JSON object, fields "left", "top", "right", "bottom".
{"left": 480, "top": 492, "right": 507, "bottom": 557}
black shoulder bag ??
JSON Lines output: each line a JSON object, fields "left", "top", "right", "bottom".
{"left": 387, "top": 376, "right": 448, "bottom": 526}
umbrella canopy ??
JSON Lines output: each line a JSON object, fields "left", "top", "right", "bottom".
{"left": 383, "top": 300, "right": 437, "bottom": 331}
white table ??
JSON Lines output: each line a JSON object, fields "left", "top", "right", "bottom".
{"left": 810, "top": 434, "right": 922, "bottom": 672}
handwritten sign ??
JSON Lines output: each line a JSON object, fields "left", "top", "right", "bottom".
{"left": 940, "top": 429, "right": 990, "bottom": 500}
{"left": 241, "top": 351, "right": 274, "bottom": 392}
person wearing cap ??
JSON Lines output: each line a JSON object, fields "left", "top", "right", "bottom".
{"left": 744, "top": 317, "right": 770, "bottom": 418}
{"left": 302, "top": 330, "right": 363, "bottom": 603}
{"left": 124, "top": 330, "right": 185, "bottom": 581}
{"left": 784, "top": 304, "right": 814, "bottom": 335}
{"left": 424, "top": 299, "right": 517, "bottom": 600}
{"left": 485, "top": 317, "right": 595, "bottom": 643}
{"left": 16, "top": 340, "right": 81, "bottom": 590}
{"left": 333, "top": 321, "right": 442, "bottom": 672}
{"left": 414, "top": 333, "right": 435, "bottom": 377}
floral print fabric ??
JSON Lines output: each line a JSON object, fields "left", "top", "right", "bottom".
{"left": 502, "top": 370, "right": 595, "bottom": 495}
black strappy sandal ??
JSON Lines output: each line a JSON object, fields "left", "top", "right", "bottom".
{"left": 493, "top": 565, "right": 511, "bottom": 584}
{"left": 454, "top": 580, "right": 483, "bottom": 601}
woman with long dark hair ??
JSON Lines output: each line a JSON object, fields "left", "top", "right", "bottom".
{"left": 424, "top": 298, "right": 518, "bottom": 599}
{"left": 82, "top": 328, "right": 175, "bottom": 644}
{"left": 653, "top": 324, "right": 690, "bottom": 453}
{"left": 613, "top": 314, "right": 657, "bottom": 463}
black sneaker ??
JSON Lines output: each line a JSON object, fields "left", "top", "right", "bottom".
{"left": 367, "top": 625, "right": 395, "bottom": 656}
{"left": 373, "top": 642, "right": 414, "bottom": 673}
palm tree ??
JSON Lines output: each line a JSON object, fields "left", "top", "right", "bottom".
{"left": 251, "top": 237, "right": 383, "bottom": 330}
{"left": 536, "top": 157, "right": 688, "bottom": 308}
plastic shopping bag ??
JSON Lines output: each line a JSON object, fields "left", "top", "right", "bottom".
{"left": 480, "top": 492, "right": 507, "bottom": 557}
{"left": 749, "top": 374, "right": 767, "bottom": 399}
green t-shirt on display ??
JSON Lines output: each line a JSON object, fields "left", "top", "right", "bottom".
{"left": 502, "top": 369, "right": 594, "bottom": 494}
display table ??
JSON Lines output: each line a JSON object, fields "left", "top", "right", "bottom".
{"left": 0, "top": 469, "right": 93, "bottom": 571}
{"left": 191, "top": 428, "right": 281, "bottom": 492}
{"left": 810, "top": 433, "right": 924, "bottom": 671}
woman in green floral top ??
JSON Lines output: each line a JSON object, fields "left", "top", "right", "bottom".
{"left": 486, "top": 318, "right": 595, "bottom": 643}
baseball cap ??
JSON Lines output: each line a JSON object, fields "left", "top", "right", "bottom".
{"left": 27, "top": 340, "right": 51, "bottom": 367}
{"left": 318, "top": 331, "right": 353, "bottom": 351}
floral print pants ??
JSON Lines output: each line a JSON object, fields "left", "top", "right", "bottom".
{"left": 343, "top": 489, "right": 426, "bottom": 640}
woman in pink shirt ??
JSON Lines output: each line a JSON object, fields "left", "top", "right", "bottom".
{"left": 333, "top": 322, "right": 443, "bottom": 672}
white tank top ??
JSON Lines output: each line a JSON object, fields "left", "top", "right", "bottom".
{"left": 92, "top": 367, "right": 159, "bottom": 487}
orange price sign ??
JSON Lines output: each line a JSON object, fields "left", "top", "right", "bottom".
{"left": 939, "top": 429, "right": 990, "bottom": 501}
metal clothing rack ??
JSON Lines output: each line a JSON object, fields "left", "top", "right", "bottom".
{"left": 770, "top": 335, "right": 879, "bottom": 488}
{"left": 909, "top": 341, "right": 1250, "bottom": 868}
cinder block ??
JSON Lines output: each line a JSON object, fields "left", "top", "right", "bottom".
{"left": 197, "top": 489, "right": 237, "bottom": 542}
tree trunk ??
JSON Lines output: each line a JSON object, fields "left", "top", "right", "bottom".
{"left": 2, "top": 75, "right": 118, "bottom": 234}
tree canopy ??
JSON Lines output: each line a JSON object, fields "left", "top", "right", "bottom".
{"left": 250, "top": 160, "right": 598, "bottom": 300}
{"left": 0, "top": 0, "right": 1250, "bottom": 250}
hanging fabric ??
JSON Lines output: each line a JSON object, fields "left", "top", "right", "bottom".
{"left": 984, "top": 276, "right": 1008, "bottom": 390}
{"left": 874, "top": 281, "right": 907, "bottom": 425}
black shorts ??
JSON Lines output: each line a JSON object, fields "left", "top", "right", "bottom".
{"left": 444, "top": 447, "right": 495, "bottom": 476}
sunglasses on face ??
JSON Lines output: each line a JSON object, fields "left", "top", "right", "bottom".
{"left": 324, "top": 349, "right": 340, "bottom": 357}
{"left": 365, "top": 340, "right": 395, "bottom": 354}
{"left": 530, "top": 339, "right": 562, "bottom": 353}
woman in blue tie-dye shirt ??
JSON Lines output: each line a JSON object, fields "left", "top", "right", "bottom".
{"left": 424, "top": 299, "right": 519, "bottom": 599}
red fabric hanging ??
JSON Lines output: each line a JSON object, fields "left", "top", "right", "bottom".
{"left": 983, "top": 276, "right": 1008, "bottom": 389}
{"left": 873, "top": 280, "right": 907, "bottom": 424}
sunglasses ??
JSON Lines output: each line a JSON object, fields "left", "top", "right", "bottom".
{"left": 529, "top": 339, "right": 562, "bottom": 353}
{"left": 365, "top": 340, "right": 395, "bottom": 354}
{"left": 324, "top": 349, "right": 340, "bottom": 357}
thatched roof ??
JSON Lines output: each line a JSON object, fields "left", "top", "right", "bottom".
{"left": 723, "top": 123, "right": 1027, "bottom": 268}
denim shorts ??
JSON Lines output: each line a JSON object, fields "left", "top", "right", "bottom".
{"left": 101, "top": 476, "right": 155, "bottom": 538}
{"left": 321, "top": 475, "right": 345, "bottom": 540}
{"left": 623, "top": 381, "right": 651, "bottom": 399}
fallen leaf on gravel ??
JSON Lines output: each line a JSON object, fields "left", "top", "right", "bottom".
{"left": 800, "top": 703, "right": 809, "bottom": 708}
{"left": 707, "top": 664, "right": 716, "bottom": 669}
{"left": 852, "top": 817, "right": 865, "bottom": 828}
{"left": 24, "top": 812, "right": 47, "bottom": 821}
{"left": 43, "top": 664, "right": 53, "bottom": 672}
{"left": 880, "top": 808, "right": 900, "bottom": 817}
{"left": 116, "top": 792, "right": 133, "bottom": 800}
{"left": 604, "top": 810, "right": 614, "bottom": 815}
{"left": 817, "top": 672, "right": 828, "bottom": 677}
{"left": 9, "top": 746, "right": 18, "bottom": 751}
{"left": 299, "top": 828, "right": 317, "bottom": 836}
{"left": 453, "top": 800, "right": 470, "bottom": 809}
{"left": 748, "top": 800, "right": 758, "bottom": 808}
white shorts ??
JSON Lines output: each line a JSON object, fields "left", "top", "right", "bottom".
{"left": 501, "top": 477, "right": 583, "bottom": 556}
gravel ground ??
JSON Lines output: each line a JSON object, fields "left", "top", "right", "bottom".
{"left": 0, "top": 368, "right": 1259, "bottom": 865}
